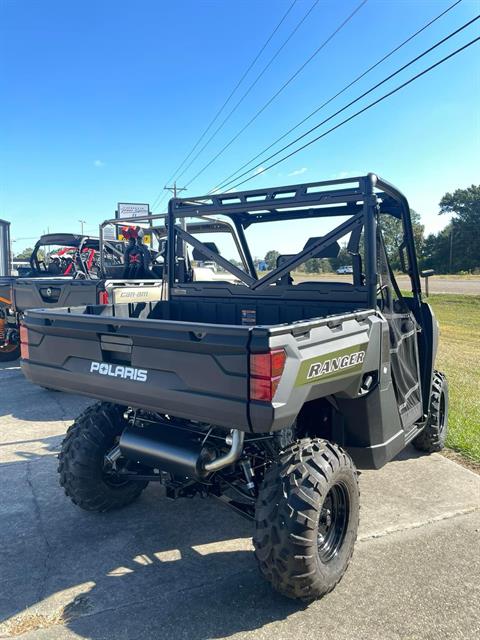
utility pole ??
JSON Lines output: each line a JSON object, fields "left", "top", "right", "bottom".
{"left": 163, "top": 181, "right": 187, "bottom": 200}
{"left": 164, "top": 181, "right": 187, "bottom": 256}
{"left": 79, "top": 219, "right": 86, "bottom": 235}
{"left": 164, "top": 181, "right": 187, "bottom": 229}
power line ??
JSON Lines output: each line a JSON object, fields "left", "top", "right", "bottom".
{"left": 151, "top": 189, "right": 169, "bottom": 213}
{"left": 162, "top": 0, "right": 298, "bottom": 188}
{"left": 227, "top": 35, "right": 480, "bottom": 192}
{"left": 216, "top": 13, "right": 479, "bottom": 192}
{"left": 183, "top": 0, "right": 368, "bottom": 190}
{"left": 173, "top": 0, "right": 322, "bottom": 188}
{"left": 211, "top": 0, "right": 464, "bottom": 194}
{"left": 150, "top": 0, "right": 298, "bottom": 211}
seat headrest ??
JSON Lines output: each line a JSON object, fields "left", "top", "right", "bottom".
{"left": 192, "top": 242, "right": 220, "bottom": 261}
{"left": 276, "top": 254, "right": 295, "bottom": 268}
{"left": 303, "top": 237, "right": 340, "bottom": 259}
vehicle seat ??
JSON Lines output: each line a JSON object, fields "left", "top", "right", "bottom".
{"left": 303, "top": 237, "right": 340, "bottom": 259}
{"left": 192, "top": 242, "right": 220, "bottom": 263}
{"left": 275, "top": 255, "right": 295, "bottom": 286}
{"left": 123, "top": 241, "right": 150, "bottom": 279}
{"left": 47, "top": 259, "right": 62, "bottom": 275}
{"left": 103, "top": 265, "right": 124, "bottom": 278}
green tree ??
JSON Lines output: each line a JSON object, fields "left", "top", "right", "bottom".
{"left": 379, "top": 209, "right": 424, "bottom": 271}
{"left": 329, "top": 246, "right": 351, "bottom": 272}
{"left": 421, "top": 226, "right": 451, "bottom": 273}
{"left": 439, "top": 185, "right": 480, "bottom": 272}
{"left": 14, "top": 247, "right": 34, "bottom": 260}
{"left": 304, "top": 258, "right": 333, "bottom": 274}
{"left": 304, "top": 258, "right": 321, "bottom": 273}
{"left": 264, "top": 250, "right": 280, "bottom": 270}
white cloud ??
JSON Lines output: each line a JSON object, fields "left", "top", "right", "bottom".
{"left": 255, "top": 166, "right": 266, "bottom": 174}
{"left": 330, "top": 170, "right": 361, "bottom": 180}
{"left": 93, "top": 159, "right": 105, "bottom": 167}
{"left": 287, "top": 167, "right": 307, "bottom": 177}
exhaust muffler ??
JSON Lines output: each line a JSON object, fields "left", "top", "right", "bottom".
{"left": 118, "top": 425, "right": 244, "bottom": 479}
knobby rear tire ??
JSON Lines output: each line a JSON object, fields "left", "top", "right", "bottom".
{"left": 254, "top": 438, "right": 359, "bottom": 601}
{"left": 58, "top": 402, "right": 147, "bottom": 512}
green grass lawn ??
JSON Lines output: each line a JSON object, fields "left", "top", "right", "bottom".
{"left": 427, "top": 294, "right": 480, "bottom": 461}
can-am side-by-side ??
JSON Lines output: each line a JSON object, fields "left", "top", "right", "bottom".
{"left": 1, "top": 226, "right": 164, "bottom": 361}
{"left": 1, "top": 217, "right": 244, "bottom": 362}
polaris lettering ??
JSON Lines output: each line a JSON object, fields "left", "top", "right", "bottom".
{"left": 90, "top": 361, "right": 148, "bottom": 382}
{"left": 307, "top": 350, "right": 365, "bottom": 381}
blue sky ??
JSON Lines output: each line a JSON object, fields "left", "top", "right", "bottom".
{"left": 1, "top": 0, "right": 479, "bottom": 256}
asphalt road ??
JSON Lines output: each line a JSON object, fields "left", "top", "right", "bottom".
{"left": 396, "top": 276, "right": 480, "bottom": 296}
{"left": 1, "top": 362, "right": 479, "bottom": 640}
{"left": 294, "top": 275, "right": 480, "bottom": 295}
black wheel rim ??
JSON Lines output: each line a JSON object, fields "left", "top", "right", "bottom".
{"left": 439, "top": 391, "right": 446, "bottom": 435}
{"left": 102, "top": 465, "right": 131, "bottom": 488}
{"left": 317, "top": 482, "right": 350, "bottom": 563}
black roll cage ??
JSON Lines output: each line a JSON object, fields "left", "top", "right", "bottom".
{"left": 30, "top": 233, "right": 100, "bottom": 277}
{"left": 98, "top": 213, "right": 252, "bottom": 277}
{"left": 166, "top": 173, "right": 422, "bottom": 308}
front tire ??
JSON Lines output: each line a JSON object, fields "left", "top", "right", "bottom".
{"left": 413, "top": 371, "right": 448, "bottom": 453}
{"left": 254, "top": 438, "right": 359, "bottom": 601}
{"left": 58, "top": 402, "right": 147, "bottom": 512}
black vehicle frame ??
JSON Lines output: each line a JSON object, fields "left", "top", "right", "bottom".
{"left": 166, "top": 173, "right": 420, "bottom": 298}
{"left": 164, "top": 173, "right": 433, "bottom": 410}
{"left": 27, "top": 233, "right": 102, "bottom": 277}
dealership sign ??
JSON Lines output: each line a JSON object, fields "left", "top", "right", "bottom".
{"left": 117, "top": 203, "right": 150, "bottom": 220}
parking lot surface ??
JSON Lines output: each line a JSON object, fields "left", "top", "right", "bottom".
{"left": 1, "top": 361, "right": 479, "bottom": 640}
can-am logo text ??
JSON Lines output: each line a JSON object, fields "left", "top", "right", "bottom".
{"left": 89, "top": 361, "right": 148, "bottom": 382}
{"left": 306, "top": 350, "right": 365, "bottom": 381}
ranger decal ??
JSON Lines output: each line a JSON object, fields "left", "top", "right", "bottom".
{"left": 295, "top": 343, "right": 368, "bottom": 387}
{"left": 307, "top": 350, "right": 365, "bottom": 380}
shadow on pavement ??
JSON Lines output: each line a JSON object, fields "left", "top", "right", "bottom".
{"left": 0, "top": 361, "right": 91, "bottom": 422}
{"left": 0, "top": 455, "right": 306, "bottom": 639}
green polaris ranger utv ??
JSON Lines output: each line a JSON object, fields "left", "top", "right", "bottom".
{"left": 21, "top": 174, "right": 448, "bottom": 601}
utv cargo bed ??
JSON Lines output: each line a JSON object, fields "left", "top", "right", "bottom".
{"left": 22, "top": 299, "right": 379, "bottom": 436}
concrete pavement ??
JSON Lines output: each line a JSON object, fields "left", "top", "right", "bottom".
{"left": 1, "top": 362, "right": 479, "bottom": 639}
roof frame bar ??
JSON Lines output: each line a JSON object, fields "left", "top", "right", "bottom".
{"left": 171, "top": 176, "right": 366, "bottom": 218}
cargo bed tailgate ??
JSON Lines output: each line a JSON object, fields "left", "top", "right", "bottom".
{"left": 13, "top": 278, "right": 101, "bottom": 312}
{"left": 22, "top": 307, "right": 252, "bottom": 429}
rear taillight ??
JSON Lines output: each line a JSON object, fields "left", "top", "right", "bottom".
{"left": 98, "top": 290, "right": 109, "bottom": 305}
{"left": 250, "top": 349, "right": 286, "bottom": 402}
{"left": 20, "top": 324, "right": 29, "bottom": 360}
